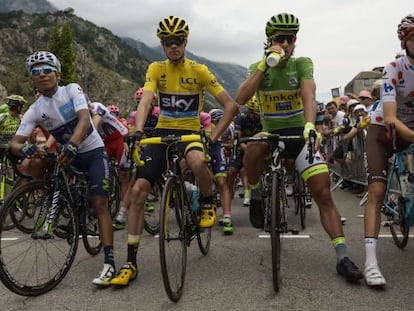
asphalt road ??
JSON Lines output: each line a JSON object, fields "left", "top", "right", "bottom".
{"left": 1, "top": 186, "right": 414, "bottom": 311}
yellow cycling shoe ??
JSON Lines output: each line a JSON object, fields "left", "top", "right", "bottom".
{"left": 199, "top": 204, "right": 217, "bottom": 228}
{"left": 110, "top": 262, "right": 138, "bottom": 286}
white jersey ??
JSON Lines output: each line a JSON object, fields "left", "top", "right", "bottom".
{"left": 369, "top": 100, "right": 385, "bottom": 126}
{"left": 332, "top": 110, "right": 345, "bottom": 127}
{"left": 16, "top": 83, "right": 103, "bottom": 153}
{"left": 382, "top": 55, "right": 414, "bottom": 129}
{"left": 90, "top": 102, "right": 128, "bottom": 141}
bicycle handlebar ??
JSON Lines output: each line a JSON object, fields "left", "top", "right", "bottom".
{"left": 240, "top": 133, "right": 315, "bottom": 165}
{"left": 130, "top": 132, "right": 211, "bottom": 166}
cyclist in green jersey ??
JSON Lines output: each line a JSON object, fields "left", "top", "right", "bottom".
{"left": 0, "top": 95, "right": 26, "bottom": 157}
{"left": 236, "top": 13, "right": 363, "bottom": 283}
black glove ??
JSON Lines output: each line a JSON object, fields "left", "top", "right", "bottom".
{"left": 132, "top": 131, "right": 145, "bottom": 141}
{"left": 20, "top": 144, "right": 38, "bottom": 158}
{"left": 61, "top": 142, "right": 78, "bottom": 161}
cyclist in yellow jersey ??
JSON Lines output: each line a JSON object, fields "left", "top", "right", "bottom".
{"left": 110, "top": 16, "right": 238, "bottom": 286}
{"left": 236, "top": 13, "right": 363, "bottom": 283}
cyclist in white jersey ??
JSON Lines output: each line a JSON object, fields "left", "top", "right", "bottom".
{"left": 364, "top": 14, "right": 414, "bottom": 288}
{"left": 9, "top": 51, "right": 117, "bottom": 286}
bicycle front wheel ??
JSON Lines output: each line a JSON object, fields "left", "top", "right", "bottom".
{"left": 0, "top": 180, "right": 79, "bottom": 296}
{"left": 144, "top": 180, "right": 162, "bottom": 235}
{"left": 82, "top": 204, "right": 102, "bottom": 255}
{"left": 386, "top": 171, "right": 409, "bottom": 248}
{"left": 270, "top": 173, "right": 282, "bottom": 293}
{"left": 159, "top": 177, "right": 187, "bottom": 302}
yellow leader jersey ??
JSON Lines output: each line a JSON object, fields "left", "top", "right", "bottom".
{"left": 143, "top": 58, "right": 224, "bottom": 131}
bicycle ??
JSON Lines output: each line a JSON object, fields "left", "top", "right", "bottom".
{"left": 381, "top": 125, "right": 414, "bottom": 249}
{"left": 132, "top": 132, "right": 212, "bottom": 302}
{"left": 241, "top": 131, "right": 316, "bottom": 293}
{"left": 0, "top": 152, "right": 102, "bottom": 296}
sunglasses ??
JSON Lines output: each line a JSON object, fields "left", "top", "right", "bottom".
{"left": 31, "top": 66, "right": 57, "bottom": 76}
{"left": 162, "top": 37, "right": 185, "bottom": 47}
{"left": 270, "top": 34, "right": 296, "bottom": 44}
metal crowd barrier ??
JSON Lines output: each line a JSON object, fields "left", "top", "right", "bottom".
{"left": 323, "top": 130, "right": 368, "bottom": 205}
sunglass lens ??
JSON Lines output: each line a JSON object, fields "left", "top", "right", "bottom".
{"left": 163, "top": 37, "right": 184, "bottom": 47}
{"left": 273, "top": 35, "right": 294, "bottom": 44}
{"left": 31, "top": 68, "right": 41, "bottom": 76}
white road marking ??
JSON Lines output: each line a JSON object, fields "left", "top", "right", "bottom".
{"left": 258, "top": 234, "right": 310, "bottom": 239}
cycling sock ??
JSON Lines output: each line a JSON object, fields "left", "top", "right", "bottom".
{"left": 332, "top": 237, "right": 346, "bottom": 262}
{"left": 127, "top": 244, "right": 139, "bottom": 267}
{"left": 223, "top": 212, "right": 231, "bottom": 218}
{"left": 364, "top": 237, "right": 378, "bottom": 266}
{"left": 116, "top": 206, "right": 128, "bottom": 222}
{"left": 200, "top": 195, "right": 214, "bottom": 205}
{"left": 127, "top": 234, "right": 140, "bottom": 267}
{"left": 103, "top": 245, "right": 115, "bottom": 268}
{"left": 244, "top": 188, "right": 251, "bottom": 199}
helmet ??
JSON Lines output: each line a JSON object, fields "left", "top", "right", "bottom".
{"left": 135, "top": 88, "right": 158, "bottom": 103}
{"left": 265, "top": 13, "right": 300, "bottom": 37}
{"left": 129, "top": 111, "right": 137, "bottom": 126}
{"left": 0, "top": 103, "right": 8, "bottom": 113}
{"left": 107, "top": 104, "right": 120, "bottom": 115}
{"left": 398, "top": 14, "right": 414, "bottom": 40}
{"left": 209, "top": 108, "right": 224, "bottom": 121}
{"left": 6, "top": 94, "right": 27, "bottom": 107}
{"left": 157, "top": 16, "right": 190, "bottom": 39}
{"left": 26, "top": 51, "right": 61, "bottom": 73}
{"left": 246, "top": 96, "right": 260, "bottom": 113}
{"left": 135, "top": 87, "right": 144, "bottom": 100}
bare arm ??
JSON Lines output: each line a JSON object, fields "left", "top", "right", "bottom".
{"left": 135, "top": 91, "right": 154, "bottom": 133}
{"left": 236, "top": 70, "right": 265, "bottom": 106}
{"left": 300, "top": 79, "right": 317, "bottom": 124}
{"left": 383, "top": 101, "right": 414, "bottom": 142}
{"left": 210, "top": 90, "right": 238, "bottom": 142}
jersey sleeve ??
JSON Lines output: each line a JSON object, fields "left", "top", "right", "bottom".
{"left": 197, "top": 64, "right": 224, "bottom": 97}
{"left": 296, "top": 57, "right": 314, "bottom": 81}
{"left": 381, "top": 61, "right": 398, "bottom": 103}
{"left": 66, "top": 83, "right": 88, "bottom": 112}
{"left": 15, "top": 106, "right": 37, "bottom": 138}
{"left": 143, "top": 62, "right": 160, "bottom": 93}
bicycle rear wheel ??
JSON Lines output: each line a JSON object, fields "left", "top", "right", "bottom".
{"left": 386, "top": 171, "right": 409, "bottom": 248}
{"left": 293, "top": 171, "right": 306, "bottom": 230}
{"left": 108, "top": 162, "right": 121, "bottom": 219}
{"left": 270, "top": 172, "right": 282, "bottom": 293}
{"left": 197, "top": 222, "right": 211, "bottom": 255}
{"left": 0, "top": 180, "right": 79, "bottom": 296}
{"left": 159, "top": 177, "right": 187, "bottom": 302}
{"left": 144, "top": 180, "right": 162, "bottom": 235}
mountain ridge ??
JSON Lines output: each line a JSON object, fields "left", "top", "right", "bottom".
{"left": 0, "top": 0, "right": 247, "bottom": 114}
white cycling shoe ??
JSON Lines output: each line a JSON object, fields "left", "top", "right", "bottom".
{"left": 364, "top": 263, "right": 386, "bottom": 287}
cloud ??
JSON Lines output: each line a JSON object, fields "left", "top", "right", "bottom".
{"left": 49, "top": 0, "right": 412, "bottom": 100}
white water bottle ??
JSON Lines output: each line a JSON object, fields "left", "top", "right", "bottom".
{"left": 266, "top": 50, "right": 285, "bottom": 67}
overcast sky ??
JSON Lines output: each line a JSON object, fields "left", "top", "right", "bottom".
{"left": 49, "top": 0, "right": 412, "bottom": 102}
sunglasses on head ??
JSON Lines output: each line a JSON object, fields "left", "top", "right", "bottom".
{"left": 162, "top": 37, "right": 185, "bottom": 47}
{"left": 31, "top": 66, "right": 57, "bottom": 76}
{"left": 270, "top": 34, "right": 296, "bottom": 44}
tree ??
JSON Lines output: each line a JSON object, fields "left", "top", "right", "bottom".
{"left": 48, "top": 21, "right": 77, "bottom": 85}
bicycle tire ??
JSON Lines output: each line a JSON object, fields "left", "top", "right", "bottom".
{"left": 144, "top": 180, "right": 162, "bottom": 235}
{"left": 0, "top": 180, "right": 79, "bottom": 296}
{"left": 387, "top": 171, "right": 409, "bottom": 249}
{"left": 270, "top": 172, "right": 282, "bottom": 293}
{"left": 197, "top": 184, "right": 212, "bottom": 255}
{"left": 108, "top": 163, "right": 121, "bottom": 219}
{"left": 82, "top": 205, "right": 102, "bottom": 255}
{"left": 293, "top": 171, "right": 306, "bottom": 230}
{"left": 159, "top": 176, "right": 187, "bottom": 302}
